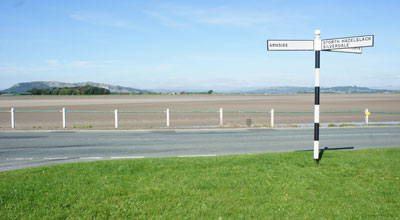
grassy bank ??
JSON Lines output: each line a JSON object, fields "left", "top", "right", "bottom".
{"left": 1, "top": 148, "right": 399, "bottom": 219}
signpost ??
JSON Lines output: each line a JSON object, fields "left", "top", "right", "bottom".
{"left": 267, "top": 40, "right": 314, "bottom": 51}
{"left": 328, "top": 47, "right": 362, "bottom": 54}
{"left": 321, "top": 35, "right": 374, "bottom": 50}
{"left": 267, "top": 30, "right": 374, "bottom": 163}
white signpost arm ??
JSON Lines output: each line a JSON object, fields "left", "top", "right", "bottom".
{"left": 322, "top": 35, "right": 373, "bottom": 50}
{"left": 328, "top": 47, "right": 362, "bottom": 54}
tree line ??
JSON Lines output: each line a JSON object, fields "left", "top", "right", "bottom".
{"left": 27, "top": 86, "right": 111, "bottom": 95}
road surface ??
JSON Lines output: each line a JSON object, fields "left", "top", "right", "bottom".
{"left": 1, "top": 126, "right": 400, "bottom": 172}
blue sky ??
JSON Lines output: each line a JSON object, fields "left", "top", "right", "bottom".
{"left": 1, "top": 0, "right": 399, "bottom": 91}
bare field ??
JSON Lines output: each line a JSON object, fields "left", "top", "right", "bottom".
{"left": 0, "top": 94, "right": 399, "bottom": 129}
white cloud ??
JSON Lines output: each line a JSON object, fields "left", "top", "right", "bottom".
{"left": 70, "top": 12, "right": 129, "bottom": 28}
{"left": 69, "top": 61, "right": 99, "bottom": 68}
{"left": 0, "top": 63, "right": 51, "bottom": 73}
{"left": 146, "top": 5, "right": 310, "bottom": 28}
{"left": 145, "top": 11, "right": 185, "bottom": 27}
{"left": 152, "top": 63, "right": 176, "bottom": 72}
{"left": 66, "top": 60, "right": 118, "bottom": 68}
{"left": 45, "top": 59, "right": 60, "bottom": 66}
{"left": 0, "top": 59, "right": 121, "bottom": 74}
{"left": 185, "top": 8, "right": 276, "bottom": 27}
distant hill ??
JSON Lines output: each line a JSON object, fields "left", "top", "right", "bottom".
{"left": 320, "top": 86, "right": 391, "bottom": 94}
{"left": 2, "top": 82, "right": 398, "bottom": 95}
{"left": 245, "top": 86, "right": 398, "bottom": 94}
{"left": 2, "top": 81, "right": 151, "bottom": 94}
{"left": 246, "top": 86, "right": 311, "bottom": 94}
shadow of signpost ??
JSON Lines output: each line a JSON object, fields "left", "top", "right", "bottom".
{"left": 297, "top": 147, "right": 355, "bottom": 163}
{"left": 318, "top": 147, "right": 355, "bottom": 161}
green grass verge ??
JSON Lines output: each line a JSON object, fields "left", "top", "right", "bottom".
{"left": 1, "top": 148, "right": 399, "bottom": 219}
{"left": 368, "top": 123, "right": 400, "bottom": 126}
{"left": 71, "top": 125, "right": 93, "bottom": 129}
{"left": 327, "top": 124, "right": 361, "bottom": 127}
{"left": 338, "top": 123, "right": 361, "bottom": 127}
{"left": 328, "top": 123, "right": 400, "bottom": 128}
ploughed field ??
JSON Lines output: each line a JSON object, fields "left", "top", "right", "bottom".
{"left": 0, "top": 94, "right": 399, "bottom": 129}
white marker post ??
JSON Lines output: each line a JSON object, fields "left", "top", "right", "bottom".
{"left": 270, "top": 109, "right": 274, "bottom": 128}
{"left": 115, "top": 109, "right": 119, "bottom": 129}
{"left": 62, "top": 108, "right": 66, "bottom": 128}
{"left": 166, "top": 108, "right": 170, "bottom": 127}
{"left": 267, "top": 30, "right": 374, "bottom": 163}
{"left": 365, "top": 108, "right": 370, "bottom": 126}
{"left": 220, "top": 108, "right": 223, "bottom": 126}
{"left": 11, "top": 108, "right": 15, "bottom": 129}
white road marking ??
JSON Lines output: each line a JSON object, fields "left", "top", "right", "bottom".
{"left": 110, "top": 156, "right": 145, "bottom": 159}
{"left": 321, "top": 133, "right": 392, "bottom": 137}
{"left": 176, "top": 129, "right": 249, "bottom": 133}
{"left": 3, "top": 156, "right": 146, "bottom": 161}
{"left": 7, "top": 158, "right": 33, "bottom": 161}
{"left": 79, "top": 157, "right": 103, "bottom": 160}
{"left": 44, "top": 157, "right": 68, "bottom": 160}
{"left": 177, "top": 155, "right": 217, "bottom": 158}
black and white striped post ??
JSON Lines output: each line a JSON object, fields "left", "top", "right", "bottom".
{"left": 314, "top": 30, "right": 321, "bottom": 163}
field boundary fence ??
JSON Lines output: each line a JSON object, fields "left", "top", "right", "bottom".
{"left": 1, "top": 108, "right": 399, "bottom": 129}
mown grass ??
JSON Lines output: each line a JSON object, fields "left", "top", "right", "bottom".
{"left": 327, "top": 124, "right": 360, "bottom": 127}
{"left": 368, "top": 123, "right": 400, "bottom": 126}
{"left": 328, "top": 123, "right": 400, "bottom": 128}
{"left": 1, "top": 148, "right": 399, "bottom": 219}
{"left": 71, "top": 125, "right": 93, "bottom": 129}
{"left": 338, "top": 123, "right": 361, "bottom": 127}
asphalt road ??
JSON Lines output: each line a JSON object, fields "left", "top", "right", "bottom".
{"left": 1, "top": 126, "right": 400, "bottom": 172}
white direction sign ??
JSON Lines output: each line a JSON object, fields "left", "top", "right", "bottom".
{"left": 267, "top": 40, "right": 314, "bottom": 51}
{"left": 322, "top": 35, "right": 373, "bottom": 50}
{"left": 329, "top": 47, "right": 362, "bottom": 54}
